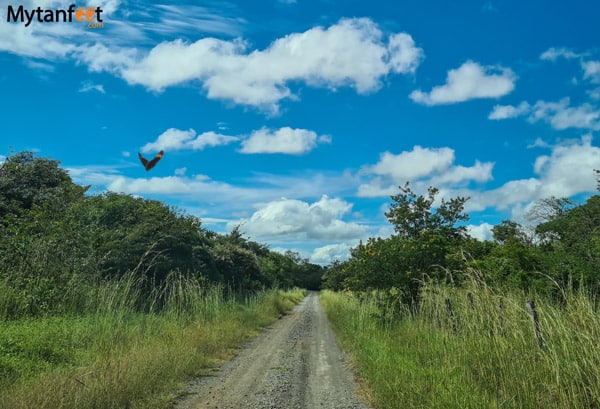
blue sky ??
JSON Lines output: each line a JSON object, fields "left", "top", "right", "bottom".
{"left": 1, "top": 0, "right": 599, "bottom": 264}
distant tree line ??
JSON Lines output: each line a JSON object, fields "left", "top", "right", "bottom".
{"left": 0, "top": 151, "right": 323, "bottom": 317}
{"left": 323, "top": 175, "right": 600, "bottom": 302}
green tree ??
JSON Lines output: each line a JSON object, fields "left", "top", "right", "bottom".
{"left": 385, "top": 182, "right": 469, "bottom": 240}
{"left": 492, "top": 220, "right": 531, "bottom": 245}
{"left": 83, "top": 193, "right": 208, "bottom": 283}
{"left": 535, "top": 195, "right": 600, "bottom": 290}
{"left": 332, "top": 183, "right": 471, "bottom": 301}
{"left": 0, "top": 151, "right": 86, "bottom": 219}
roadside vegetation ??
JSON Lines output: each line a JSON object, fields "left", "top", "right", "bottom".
{"left": 322, "top": 282, "right": 600, "bottom": 408}
{"left": 322, "top": 170, "right": 600, "bottom": 408}
{"left": 0, "top": 151, "right": 310, "bottom": 408}
{"left": 1, "top": 279, "right": 305, "bottom": 409}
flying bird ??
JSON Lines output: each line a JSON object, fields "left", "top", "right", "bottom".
{"left": 138, "top": 150, "right": 164, "bottom": 171}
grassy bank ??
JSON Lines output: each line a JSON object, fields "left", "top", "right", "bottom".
{"left": 0, "top": 275, "right": 305, "bottom": 409}
{"left": 321, "top": 282, "right": 600, "bottom": 409}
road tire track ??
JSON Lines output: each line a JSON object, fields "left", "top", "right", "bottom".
{"left": 174, "top": 292, "right": 369, "bottom": 409}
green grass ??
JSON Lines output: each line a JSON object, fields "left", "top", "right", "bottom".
{"left": 0, "top": 275, "right": 306, "bottom": 409}
{"left": 321, "top": 281, "right": 600, "bottom": 409}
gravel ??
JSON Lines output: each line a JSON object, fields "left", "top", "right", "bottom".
{"left": 173, "top": 292, "right": 370, "bottom": 409}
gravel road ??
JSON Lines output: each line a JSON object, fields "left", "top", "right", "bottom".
{"left": 174, "top": 292, "right": 370, "bottom": 409}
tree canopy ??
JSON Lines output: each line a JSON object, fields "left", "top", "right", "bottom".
{"left": 0, "top": 151, "right": 324, "bottom": 317}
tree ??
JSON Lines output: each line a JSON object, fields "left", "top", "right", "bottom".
{"left": 331, "top": 183, "right": 471, "bottom": 301}
{"left": 535, "top": 195, "right": 600, "bottom": 290}
{"left": 0, "top": 151, "right": 86, "bottom": 219}
{"left": 385, "top": 182, "right": 469, "bottom": 240}
{"left": 83, "top": 193, "right": 208, "bottom": 283}
{"left": 492, "top": 220, "right": 531, "bottom": 245}
{"left": 212, "top": 243, "right": 265, "bottom": 291}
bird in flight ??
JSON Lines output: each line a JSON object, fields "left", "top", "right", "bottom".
{"left": 138, "top": 150, "right": 164, "bottom": 171}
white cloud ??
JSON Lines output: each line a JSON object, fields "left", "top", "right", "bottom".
{"left": 150, "top": 4, "right": 245, "bottom": 37}
{"left": 539, "top": 48, "right": 600, "bottom": 85}
{"left": 540, "top": 47, "right": 581, "bottom": 61}
{"left": 466, "top": 136, "right": 599, "bottom": 212}
{"left": 488, "top": 101, "right": 531, "bottom": 119}
{"left": 0, "top": 0, "right": 118, "bottom": 59}
{"left": 587, "top": 87, "right": 600, "bottom": 100}
{"left": 141, "top": 128, "right": 239, "bottom": 152}
{"left": 582, "top": 60, "right": 600, "bottom": 84}
{"left": 233, "top": 196, "right": 367, "bottom": 241}
{"left": 466, "top": 223, "right": 494, "bottom": 241}
{"left": 490, "top": 98, "right": 600, "bottom": 131}
{"left": 357, "top": 145, "right": 494, "bottom": 197}
{"left": 529, "top": 98, "right": 600, "bottom": 130}
{"left": 310, "top": 243, "right": 352, "bottom": 264}
{"left": 78, "top": 80, "right": 105, "bottom": 94}
{"left": 68, "top": 163, "right": 357, "bottom": 217}
{"left": 240, "top": 127, "right": 330, "bottom": 155}
{"left": 386, "top": 33, "right": 424, "bottom": 75}
{"left": 66, "top": 167, "right": 268, "bottom": 205}
{"left": 364, "top": 146, "right": 455, "bottom": 181}
{"left": 1, "top": 10, "right": 422, "bottom": 113}
{"left": 410, "top": 60, "right": 515, "bottom": 105}
{"left": 527, "top": 137, "right": 551, "bottom": 149}
{"left": 431, "top": 161, "right": 494, "bottom": 185}
{"left": 110, "top": 18, "right": 423, "bottom": 112}
{"left": 533, "top": 134, "right": 600, "bottom": 197}
{"left": 74, "top": 43, "right": 139, "bottom": 74}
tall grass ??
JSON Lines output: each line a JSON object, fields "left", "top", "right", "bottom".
{"left": 321, "top": 279, "right": 600, "bottom": 409}
{"left": 0, "top": 273, "right": 306, "bottom": 409}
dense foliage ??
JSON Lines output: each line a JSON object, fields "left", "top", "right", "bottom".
{"left": 324, "top": 175, "right": 600, "bottom": 299}
{"left": 0, "top": 152, "right": 323, "bottom": 318}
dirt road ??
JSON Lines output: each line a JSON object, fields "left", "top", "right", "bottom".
{"left": 174, "top": 292, "right": 370, "bottom": 409}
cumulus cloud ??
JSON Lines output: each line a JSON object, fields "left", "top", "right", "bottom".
{"left": 540, "top": 47, "right": 581, "bottom": 61}
{"left": 529, "top": 98, "right": 600, "bottom": 130}
{"left": 488, "top": 101, "right": 531, "bottom": 119}
{"left": 357, "top": 145, "right": 494, "bottom": 197}
{"left": 240, "top": 127, "right": 330, "bottom": 154}
{"left": 234, "top": 196, "right": 367, "bottom": 241}
{"left": 533, "top": 134, "right": 600, "bottom": 196}
{"left": 365, "top": 146, "right": 455, "bottom": 180}
{"left": 489, "top": 98, "right": 600, "bottom": 131}
{"left": 466, "top": 136, "right": 600, "bottom": 212}
{"left": 108, "top": 18, "right": 423, "bottom": 112}
{"left": 431, "top": 161, "right": 494, "bottom": 185}
{"left": 141, "top": 128, "right": 239, "bottom": 152}
{"left": 466, "top": 223, "right": 494, "bottom": 241}
{"left": 66, "top": 165, "right": 269, "bottom": 205}
{"left": 582, "top": 60, "right": 600, "bottom": 84}
{"left": 539, "top": 48, "right": 600, "bottom": 85}
{"left": 410, "top": 60, "right": 515, "bottom": 105}
{"left": 310, "top": 243, "right": 353, "bottom": 264}
{"left": 1, "top": 10, "right": 423, "bottom": 113}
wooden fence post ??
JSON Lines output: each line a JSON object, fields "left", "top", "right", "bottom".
{"left": 467, "top": 292, "right": 475, "bottom": 311}
{"left": 445, "top": 298, "right": 457, "bottom": 334}
{"left": 526, "top": 300, "right": 544, "bottom": 349}
{"left": 497, "top": 298, "right": 504, "bottom": 335}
